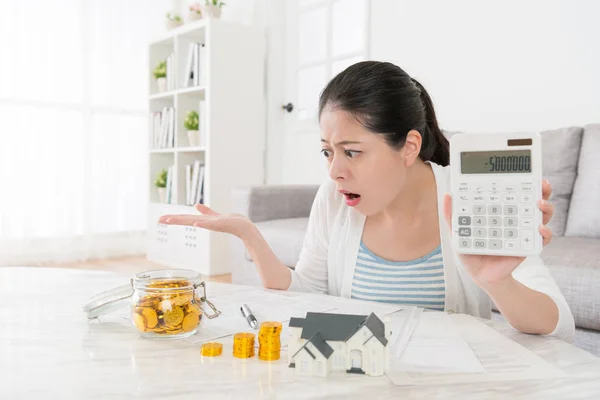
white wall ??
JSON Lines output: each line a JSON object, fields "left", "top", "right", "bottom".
{"left": 370, "top": 0, "right": 600, "bottom": 133}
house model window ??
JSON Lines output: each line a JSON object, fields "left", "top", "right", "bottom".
{"left": 288, "top": 312, "right": 390, "bottom": 378}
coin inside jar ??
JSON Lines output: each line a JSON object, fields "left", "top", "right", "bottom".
{"left": 131, "top": 278, "right": 203, "bottom": 337}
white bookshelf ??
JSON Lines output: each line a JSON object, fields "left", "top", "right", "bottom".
{"left": 146, "top": 19, "right": 266, "bottom": 276}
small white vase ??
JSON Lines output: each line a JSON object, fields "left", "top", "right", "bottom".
{"left": 156, "top": 77, "right": 167, "bottom": 93}
{"left": 187, "top": 130, "right": 201, "bottom": 147}
{"left": 204, "top": 5, "right": 222, "bottom": 18}
{"left": 186, "top": 11, "right": 203, "bottom": 23}
{"left": 157, "top": 187, "right": 167, "bottom": 203}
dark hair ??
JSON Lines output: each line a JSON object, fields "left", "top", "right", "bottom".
{"left": 318, "top": 61, "right": 449, "bottom": 166}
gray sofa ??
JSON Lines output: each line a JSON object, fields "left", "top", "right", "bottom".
{"left": 231, "top": 124, "right": 600, "bottom": 356}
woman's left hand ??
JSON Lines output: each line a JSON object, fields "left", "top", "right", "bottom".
{"left": 443, "top": 180, "right": 554, "bottom": 288}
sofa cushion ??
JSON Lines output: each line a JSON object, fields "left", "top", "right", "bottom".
{"left": 541, "top": 236, "right": 600, "bottom": 331}
{"left": 246, "top": 217, "right": 309, "bottom": 267}
{"left": 540, "top": 126, "right": 584, "bottom": 236}
{"left": 565, "top": 124, "right": 600, "bottom": 237}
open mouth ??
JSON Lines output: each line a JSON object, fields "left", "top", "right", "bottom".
{"left": 343, "top": 193, "right": 361, "bottom": 200}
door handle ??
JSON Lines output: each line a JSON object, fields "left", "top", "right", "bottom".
{"left": 282, "top": 103, "right": 293, "bottom": 113}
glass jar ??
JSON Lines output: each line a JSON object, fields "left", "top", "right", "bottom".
{"left": 83, "top": 269, "right": 221, "bottom": 340}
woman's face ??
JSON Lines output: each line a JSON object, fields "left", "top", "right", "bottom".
{"left": 320, "top": 108, "right": 413, "bottom": 216}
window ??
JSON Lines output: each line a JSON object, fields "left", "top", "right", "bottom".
{"left": 0, "top": 0, "right": 163, "bottom": 264}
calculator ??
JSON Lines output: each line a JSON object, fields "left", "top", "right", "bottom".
{"left": 449, "top": 132, "right": 543, "bottom": 256}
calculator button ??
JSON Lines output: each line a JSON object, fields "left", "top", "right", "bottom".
{"left": 459, "top": 194, "right": 470, "bottom": 202}
{"left": 503, "top": 194, "right": 517, "bottom": 203}
{"left": 521, "top": 230, "right": 534, "bottom": 250}
{"left": 458, "top": 227, "right": 471, "bottom": 237}
{"left": 488, "top": 183, "right": 500, "bottom": 192}
{"left": 504, "top": 229, "right": 518, "bottom": 239}
{"left": 504, "top": 205, "right": 518, "bottom": 215}
{"left": 473, "top": 193, "right": 486, "bottom": 203}
{"left": 488, "top": 217, "right": 502, "bottom": 227}
{"left": 458, "top": 216, "right": 471, "bottom": 226}
{"left": 488, "top": 193, "right": 501, "bottom": 202}
{"left": 473, "top": 184, "right": 486, "bottom": 193}
{"left": 505, "top": 240, "right": 518, "bottom": 250}
{"left": 521, "top": 218, "right": 534, "bottom": 228}
{"left": 489, "top": 239, "right": 502, "bottom": 250}
{"left": 473, "top": 217, "right": 486, "bottom": 226}
{"left": 488, "top": 205, "right": 501, "bottom": 215}
{"left": 488, "top": 228, "right": 501, "bottom": 238}
{"left": 520, "top": 183, "right": 534, "bottom": 192}
{"left": 474, "top": 228, "right": 486, "bottom": 238}
{"left": 473, "top": 205, "right": 486, "bottom": 215}
{"left": 458, "top": 205, "right": 469, "bottom": 213}
{"left": 520, "top": 194, "right": 534, "bottom": 204}
{"left": 459, "top": 238, "right": 472, "bottom": 248}
{"left": 474, "top": 239, "right": 487, "bottom": 249}
{"left": 458, "top": 183, "right": 469, "bottom": 192}
{"left": 520, "top": 205, "right": 533, "bottom": 216}
{"left": 504, "top": 217, "right": 518, "bottom": 227}
{"left": 503, "top": 184, "right": 517, "bottom": 192}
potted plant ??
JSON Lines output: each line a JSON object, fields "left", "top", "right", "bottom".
{"left": 165, "top": 12, "right": 183, "bottom": 30}
{"left": 187, "top": 3, "right": 203, "bottom": 23}
{"left": 204, "top": 0, "right": 225, "bottom": 18}
{"left": 154, "top": 169, "right": 168, "bottom": 203}
{"left": 184, "top": 110, "right": 201, "bottom": 146}
{"left": 153, "top": 60, "right": 167, "bottom": 93}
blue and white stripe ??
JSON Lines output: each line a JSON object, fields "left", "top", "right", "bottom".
{"left": 350, "top": 241, "right": 446, "bottom": 311}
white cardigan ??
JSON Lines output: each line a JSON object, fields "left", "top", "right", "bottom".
{"left": 288, "top": 161, "right": 575, "bottom": 342}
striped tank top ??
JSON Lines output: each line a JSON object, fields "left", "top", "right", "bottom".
{"left": 350, "top": 240, "right": 446, "bottom": 311}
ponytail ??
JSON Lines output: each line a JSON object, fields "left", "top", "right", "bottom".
{"left": 410, "top": 77, "right": 450, "bottom": 166}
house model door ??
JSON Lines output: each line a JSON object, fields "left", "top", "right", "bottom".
{"left": 281, "top": 0, "right": 370, "bottom": 184}
{"left": 350, "top": 349, "right": 362, "bottom": 369}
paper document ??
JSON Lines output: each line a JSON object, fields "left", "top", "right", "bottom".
{"left": 389, "top": 311, "right": 485, "bottom": 375}
{"left": 387, "top": 313, "right": 568, "bottom": 386}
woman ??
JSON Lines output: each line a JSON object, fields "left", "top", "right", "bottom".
{"left": 159, "top": 61, "right": 575, "bottom": 341}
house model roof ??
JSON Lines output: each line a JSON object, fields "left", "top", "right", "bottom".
{"left": 293, "top": 332, "right": 334, "bottom": 360}
{"left": 290, "top": 312, "right": 388, "bottom": 350}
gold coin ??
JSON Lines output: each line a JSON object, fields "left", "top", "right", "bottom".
{"left": 171, "top": 294, "right": 193, "bottom": 306}
{"left": 133, "top": 313, "right": 146, "bottom": 332}
{"left": 182, "top": 312, "right": 200, "bottom": 332}
{"left": 163, "top": 305, "right": 184, "bottom": 327}
{"left": 259, "top": 321, "right": 282, "bottom": 332}
{"left": 141, "top": 307, "right": 158, "bottom": 329}
{"left": 202, "top": 342, "right": 223, "bottom": 357}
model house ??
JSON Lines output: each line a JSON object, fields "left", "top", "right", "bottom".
{"left": 288, "top": 312, "right": 390, "bottom": 377}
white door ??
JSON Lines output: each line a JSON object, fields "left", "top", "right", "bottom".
{"left": 280, "top": 0, "right": 370, "bottom": 184}
{"left": 351, "top": 349, "right": 362, "bottom": 369}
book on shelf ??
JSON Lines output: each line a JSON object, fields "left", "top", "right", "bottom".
{"left": 166, "top": 52, "right": 175, "bottom": 91}
{"left": 187, "top": 161, "right": 205, "bottom": 205}
{"left": 184, "top": 42, "right": 206, "bottom": 88}
{"left": 151, "top": 107, "right": 175, "bottom": 149}
{"left": 165, "top": 165, "right": 174, "bottom": 204}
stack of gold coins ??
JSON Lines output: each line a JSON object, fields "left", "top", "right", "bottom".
{"left": 232, "top": 332, "right": 255, "bottom": 358}
{"left": 201, "top": 342, "right": 223, "bottom": 357}
{"left": 258, "top": 321, "right": 282, "bottom": 361}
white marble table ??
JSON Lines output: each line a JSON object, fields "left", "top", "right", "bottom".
{"left": 1, "top": 267, "right": 599, "bottom": 399}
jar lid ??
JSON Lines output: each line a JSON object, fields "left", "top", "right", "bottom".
{"left": 82, "top": 283, "right": 134, "bottom": 319}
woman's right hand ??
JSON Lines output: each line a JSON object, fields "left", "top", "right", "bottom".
{"left": 158, "top": 204, "right": 252, "bottom": 239}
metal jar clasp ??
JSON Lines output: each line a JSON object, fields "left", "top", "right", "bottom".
{"left": 195, "top": 281, "right": 221, "bottom": 319}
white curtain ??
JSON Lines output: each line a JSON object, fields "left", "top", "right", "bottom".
{"left": 0, "top": 0, "right": 161, "bottom": 265}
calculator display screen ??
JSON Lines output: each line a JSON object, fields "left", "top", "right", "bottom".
{"left": 460, "top": 150, "right": 531, "bottom": 174}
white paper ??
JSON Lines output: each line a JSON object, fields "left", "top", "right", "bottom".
{"left": 387, "top": 313, "right": 568, "bottom": 386}
{"left": 389, "top": 311, "right": 485, "bottom": 375}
